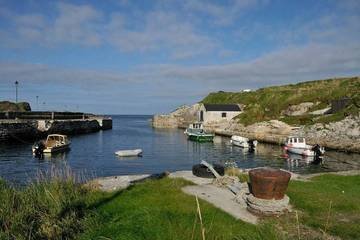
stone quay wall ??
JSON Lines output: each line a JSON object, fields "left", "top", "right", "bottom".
{"left": 0, "top": 117, "right": 112, "bottom": 142}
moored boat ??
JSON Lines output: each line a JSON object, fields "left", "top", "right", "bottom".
{"left": 184, "top": 122, "right": 214, "bottom": 142}
{"left": 284, "top": 136, "right": 325, "bottom": 157}
{"left": 115, "top": 149, "right": 143, "bottom": 157}
{"left": 230, "top": 135, "right": 258, "bottom": 148}
{"left": 32, "top": 134, "right": 71, "bottom": 155}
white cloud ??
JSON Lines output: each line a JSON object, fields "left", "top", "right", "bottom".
{"left": 184, "top": 0, "right": 268, "bottom": 26}
{"left": 50, "top": 2, "right": 103, "bottom": 46}
{"left": 106, "top": 10, "right": 216, "bottom": 59}
{"left": 2, "top": 41, "right": 358, "bottom": 92}
{"left": 0, "top": 2, "right": 216, "bottom": 59}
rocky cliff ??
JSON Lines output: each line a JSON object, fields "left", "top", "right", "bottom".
{"left": 152, "top": 104, "right": 201, "bottom": 128}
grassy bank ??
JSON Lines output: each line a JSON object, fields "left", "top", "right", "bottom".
{"left": 202, "top": 76, "right": 360, "bottom": 126}
{"left": 0, "top": 176, "right": 98, "bottom": 240}
{"left": 1, "top": 173, "right": 359, "bottom": 239}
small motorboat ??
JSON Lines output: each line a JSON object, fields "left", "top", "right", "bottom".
{"left": 32, "top": 134, "right": 70, "bottom": 156}
{"left": 115, "top": 149, "right": 143, "bottom": 157}
{"left": 184, "top": 122, "right": 214, "bottom": 142}
{"left": 230, "top": 135, "right": 258, "bottom": 148}
{"left": 284, "top": 136, "right": 325, "bottom": 157}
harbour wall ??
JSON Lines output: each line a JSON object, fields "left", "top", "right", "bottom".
{"left": 0, "top": 115, "right": 112, "bottom": 142}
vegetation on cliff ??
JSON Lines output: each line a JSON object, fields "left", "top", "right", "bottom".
{"left": 0, "top": 101, "right": 31, "bottom": 112}
{"left": 202, "top": 77, "right": 360, "bottom": 126}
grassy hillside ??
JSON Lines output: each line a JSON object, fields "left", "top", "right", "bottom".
{"left": 0, "top": 101, "right": 31, "bottom": 112}
{"left": 202, "top": 76, "right": 360, "bottom": 126}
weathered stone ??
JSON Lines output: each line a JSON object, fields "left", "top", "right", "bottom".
{"left": 152, "top": 114, "right": 179, "bottom": 128}
{"left": 281, "top": 102, "right": 314, "bottom": 116}
{"left": 310, "top": 107, "right": 331, "bottom": 115}
{"left": 152, "top": 104, "right": 201, "bottom": 128}
{"left": 0, "top": 118, "right": 111, "bottom": 142}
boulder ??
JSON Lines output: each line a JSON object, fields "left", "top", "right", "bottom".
{"left": 282, "top": 102, "right": 314, "bottom": 116}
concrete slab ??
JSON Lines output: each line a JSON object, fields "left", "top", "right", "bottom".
{"left": 182, "top": 185, "right": 258, "bottom": 224}
{"left": 169, "top": 171, "right": 214, "bottom": 185}
{"left": 94, "top": 174, "right": 151, "bottom": 191}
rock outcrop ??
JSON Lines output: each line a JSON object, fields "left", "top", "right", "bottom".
{"left": 153, "top": 103, "right": 360, "bottom": 152}
{"left": 281, "top": 102, "right": 314, "bottom": 116}
{"left": 205, "top": 119, "right": 294, "bottom": 145}
{"left": 0, "top": 101, "right": 31, "bottom": 112}
{"left": 152, "top": 104, "right": 201, "bottom": 128}
{"left": 295, "top": 114, "right": 360, "bottom": 152}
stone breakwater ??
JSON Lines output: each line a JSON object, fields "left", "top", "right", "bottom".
{"left": 0, "top": 117, "right": 112, "bottom": 142}
{"left": 153, "top": 107, "right": 360, "bottom": 153}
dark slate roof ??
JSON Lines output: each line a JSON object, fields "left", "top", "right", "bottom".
{"left": 203, "top": 104, "right": 241, "bottom": 112}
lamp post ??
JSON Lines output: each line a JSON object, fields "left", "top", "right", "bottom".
{"left": 36, "top": 96, "right": 39, "bottom": 110}
{"left": 15, "top": 81, "right": 19, "bottom": 103}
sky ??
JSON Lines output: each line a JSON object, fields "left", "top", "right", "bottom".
{"left": 0, "top": 0, "right": 359, "bottom": 114}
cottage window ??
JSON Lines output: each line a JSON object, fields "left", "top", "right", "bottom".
{"left": 222, "top": 112, "right": 227, "bottom": 118}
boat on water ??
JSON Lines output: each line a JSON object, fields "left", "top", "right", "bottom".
{"left": 284, "top": 136, "right": 325, "bottom": 157}
{"left": 230, "top": 135, "right": 258, "bottom": 148}
{"left": 115, "top": 149, "right": 143, "bottom": 157}
{"left": 32, "top": 134, "right": 71, "bottom": 155}
{"left": 184, "top": 122, "right": 214, "bottom": 142}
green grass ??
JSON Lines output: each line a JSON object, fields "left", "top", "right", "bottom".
{"left": 0, "top": 176, "right": 98, "bottom": 240}
{"left": 79, "top": 177, "right": 279, "bottom": 240}
{"left": 202, "top": 77, "right": 360, "bottom": 126}
{"left": 285, "top": 174, "right": 360, "bottom": 239}
{"left": 2, "top": 173, "right": 360, "bottom": 240}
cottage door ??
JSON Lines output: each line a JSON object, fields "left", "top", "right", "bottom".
{"left": 200, "top": 111, "right": 204, "bottom": 122}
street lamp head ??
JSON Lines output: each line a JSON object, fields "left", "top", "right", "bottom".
{"left": 15, "top": 81, "right": 18, "bottom": 85}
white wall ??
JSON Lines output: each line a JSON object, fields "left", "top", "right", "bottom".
{"left": 198, "top": 105, "right": 241, "bottom": 123}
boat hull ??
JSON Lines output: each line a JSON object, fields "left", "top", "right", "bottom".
{"left": 115, "top": 149, "right": 143, "bottom": 157}
{"left": 230, "top": 136, "right": 257, "bottom": 148}
{"left": 230, "top": 139, "right": 249, "bottom": 148}
{"left": 188, "top": 134, "right": 214, "bottom": 142}
{"left": 32, "top": 143, "right": 70, "bottom": 154}
{"left": 286, "top": 146, "right": 315, "bottom": 156}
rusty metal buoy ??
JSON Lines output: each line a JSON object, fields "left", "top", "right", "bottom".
{"left": 249, "top": 168, "right": 291, "bottom": 200}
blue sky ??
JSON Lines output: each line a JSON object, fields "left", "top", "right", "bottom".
{"left": 0, "top": 0, "right": 359, "bottom": 114}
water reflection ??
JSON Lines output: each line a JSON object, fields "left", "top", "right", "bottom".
{"left": 38, "top": 151, "right": 69, "bottom": 162}
{"left": 283, "top": 153, "right": 323, "bottom": 172}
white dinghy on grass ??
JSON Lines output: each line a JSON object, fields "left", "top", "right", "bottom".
{"left": 115, "top": 149, "right": 143, "bottom": 157}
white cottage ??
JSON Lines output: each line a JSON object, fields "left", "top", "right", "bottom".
{"left": 198, "top": 104, "right": 242, "bottom": 123}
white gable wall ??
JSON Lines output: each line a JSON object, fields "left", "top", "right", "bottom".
{"left": 198, "top": 104, "right": 241, "bottom": 123}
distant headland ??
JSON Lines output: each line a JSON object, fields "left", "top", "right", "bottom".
{"left": 153, "top": 76, "right": 360, "bottom": 153}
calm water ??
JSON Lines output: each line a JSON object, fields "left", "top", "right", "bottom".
{"left": 1, "top": 115, "right": 359, "bottom": 185}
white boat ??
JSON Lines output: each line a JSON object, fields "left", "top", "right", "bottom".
{"left": 32, "top": 134, "right": 70, "bottom": 154}
{"left": 230, "top": 135, "right": 258, "bottom": 148}
{"left": 284, "top": 136, "right": 325, "bottom": 157}
{"left": 115, "top": 149, "right": 143, "bottom": 157}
